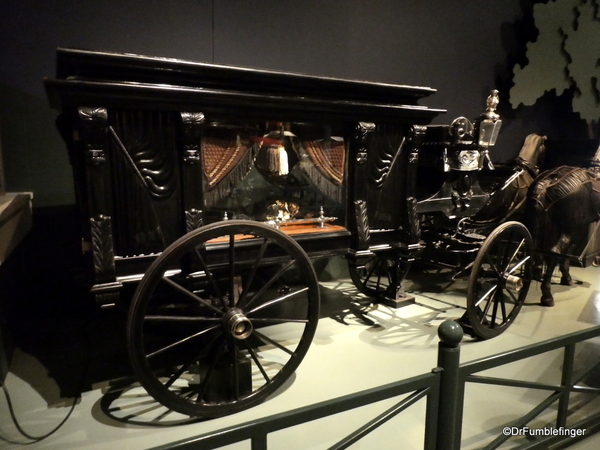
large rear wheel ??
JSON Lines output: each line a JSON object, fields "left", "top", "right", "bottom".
{"left": 127, "top": 220, "right": 320, "bottom": 417}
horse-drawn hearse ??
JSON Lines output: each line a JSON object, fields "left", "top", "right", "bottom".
{"left": 45, "top": 48, "right": 541, "bottom": 417}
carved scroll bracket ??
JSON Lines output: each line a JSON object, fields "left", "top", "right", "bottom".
{"left": 408, "top": 125, "right": 426, "bottom": 165}
{"left": 181, "top": 112, "right": 205, "bottom": 165}
{"left": 354, "top": 122, "right": 376, "bottom": 165}
{"left": 78, "top": 107, "right": 108, "bottom": 165}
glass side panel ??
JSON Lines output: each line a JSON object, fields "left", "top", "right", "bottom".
{"left": 201, "top": 122, "right": 346, "bottom": 231}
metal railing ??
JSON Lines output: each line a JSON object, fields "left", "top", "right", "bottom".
{"left": 150, "top": 370, "right": 440, "bottom": 450}
{"left": 149, "top": 322, "right": 600, "bottom": 450}
{"left": 445, "top": 324, "right": 600, "bottom": 449}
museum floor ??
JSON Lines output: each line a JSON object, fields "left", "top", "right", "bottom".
{"left": 2, "top": 259, "right": 600, "bottom": 449}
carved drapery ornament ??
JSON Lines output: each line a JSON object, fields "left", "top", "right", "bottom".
{"left": 108, "top": 113, "right": 178, "bottom": 201}
{"left": 368, "top": 125, "right": 406, "bottom": 189}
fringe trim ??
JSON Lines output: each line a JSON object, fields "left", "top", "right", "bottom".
{"left": 300, "top": 160, "right": 344, "bottom": 203}
{"left": 203, "top": 144, "right": 256, "bottom": 207}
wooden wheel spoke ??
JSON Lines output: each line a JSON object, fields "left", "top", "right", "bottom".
{"left": 181, "top": 387, "right": 198, "bottom": 401}
{"left": 147, "top": 324, "right": 220, "bottom": 359}
{"left": 363, "top": 258, "right": 378, "bottom": 286}
{"left": 229, "top": 234, "right": 236, "bottom": 309}
{"left": 508, "top": 255, "right": 530, "bottom": 275}
{"left": 253, "top": 330, "right": 294, "bottom": 356}
{"left": 375, "top": 258, "right": 383, "bottom": 291}
{"left": 242, "top": 340, "right": 271, "bottom": 383}
{"left": 490, "top": 291, "right": 500, "bottom": 326}
{"left": 165, "top": 361, "right": 193, "bottom": 389}
{"left": 250, "top": 318, "right": 309, "bottom": 324}
{"left": 246, "top": 287, "right": 309, "bottom": 315}
{"left": 474, "top": 284, "right": 497, "bottom": 307}
{"left": 500, "top": 231, "right": 516, "bottom": 269}
{"left": 231, "top": 338, "right": 240, "bottom": 400}
{"left": 505, "top": 238, "right": 525, "bottom": 270}
{"left": 193, "top": 247, "right": 228, "bottom": 310}
{"left": 483, "top": 252, "right": 502, "bottom": 277}
{"left": 164, "top": 331, "right": 221, "bottom": 389}
{"left": 349, "top": 254, "right": 395, "bottom": 297}
{"left": 238, "top": 238, "right": 269, "bottom": 306}
{"left": 505, "top": 286, "right": 519, "bottom": 304}
{"left": 480, "top": 292, "right": 495, "bottom": 323}
{"left": 145, "top": 315, "right": 220, "bottom": 322}
{"left": 239, "top": 260, "right": 295, "bottom": 310}
{"left": 153, "top": 408, "right": 177, "bottom": 422}
{"left": 161, "top": 276, "right": 223, "bottom": 315}
{"left": 499, "top": 291, "right": 508, "bottom": 322}
{"left": 195, "top": 337, "right": 227, "bottom": 403}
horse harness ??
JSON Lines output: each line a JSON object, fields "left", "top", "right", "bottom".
{"left": 531, "top": 166, "right": 600, "bottom": 212}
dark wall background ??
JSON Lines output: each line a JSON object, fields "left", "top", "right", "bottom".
{"left": 0, "top": 0, "right": 589, "bottom": 207}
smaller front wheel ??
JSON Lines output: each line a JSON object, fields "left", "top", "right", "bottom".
{"left": 464, "top": 221, "right": 533, "bottom": 339}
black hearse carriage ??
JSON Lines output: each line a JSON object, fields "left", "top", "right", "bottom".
{"left": 44, "top": 48, "right": 533, "bottom": 417}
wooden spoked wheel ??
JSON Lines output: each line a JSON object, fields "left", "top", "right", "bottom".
{"left": 465, "top": 221, "right": 533, "bottom": 339}
{"left": 348, "top": 253, "right": 395, "bottom": 298}
{"left": 127, "top": 220, "right": 320, "bottom": 417}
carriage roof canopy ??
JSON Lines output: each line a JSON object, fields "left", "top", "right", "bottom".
{"left": 44, "top": 48, "right": 446, "bottom": 123}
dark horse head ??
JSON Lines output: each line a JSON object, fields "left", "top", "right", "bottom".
{"left": 473, "top": 133, "right": 546, "bottom": 223}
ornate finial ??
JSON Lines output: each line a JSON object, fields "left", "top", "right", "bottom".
{"left": 438, "top": 320, "right": 463, "bottom": 347}
{"left": 483, "top": 90, "right": 500, "bottom": 121}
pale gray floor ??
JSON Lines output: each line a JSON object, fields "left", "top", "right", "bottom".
{"left": 2, "top": 263, "right": 600, "bottom": 449}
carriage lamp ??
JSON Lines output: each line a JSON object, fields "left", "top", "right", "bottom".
{"left": 477, "top": 90, "right": 502, "bottom": 170}
{"left": 478, "top": 119, "right": 502, "bottom": 148}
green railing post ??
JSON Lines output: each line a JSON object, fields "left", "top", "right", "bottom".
{"left": 436, "top": 320, "right": 464, "bottom": 450}
{"left": 557, "top": 343, "right": 575, "bottom": 428}
{"left": 251, "top": 434, "right": 267, "bottom": 450}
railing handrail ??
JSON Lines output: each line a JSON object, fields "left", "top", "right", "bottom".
{"left": 441, "top": 323, "right": 600, "bottom": 450}
{"left": 147, "top": 322, "right": 600, "bottom": 450}
{"left": 459, "top": 324, "right": 600, "bottom": 376}
{"left": 149, "top": 371, "right": 439, "bottom": 450}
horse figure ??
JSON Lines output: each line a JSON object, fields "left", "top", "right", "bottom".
{"left": 473, "top": 133, "right": 546, "bottom": 223}
{"left": 525, "top": 164, "right": 600, "bottom": 306}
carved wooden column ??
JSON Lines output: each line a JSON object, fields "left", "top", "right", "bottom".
{"left": 405, "top": 125, "right": 426, "bottom": 245}
{"left": 347, "top": 122, "right": 375, "bottom": 257}
{"left": 180, "top": 112, "right": 205, "bottom": 233}
{"left": 77, "top": 107, "right": 120, "bottom": 304}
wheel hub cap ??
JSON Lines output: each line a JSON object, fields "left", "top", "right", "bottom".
{"left": 223, "top": 308, "right": 253, "bottom": 340}
{"left": 504, "top": 274, "right": 523, "bottom": 292}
